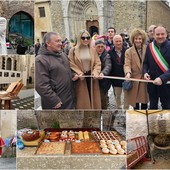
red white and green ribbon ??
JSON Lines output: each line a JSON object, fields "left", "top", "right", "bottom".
{"left": 150, "top": 42, "right": 170, "bottom": 73}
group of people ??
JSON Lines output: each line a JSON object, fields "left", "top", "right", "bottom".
{"left": 35, "top": 24, "right": 170, "bottom": 110}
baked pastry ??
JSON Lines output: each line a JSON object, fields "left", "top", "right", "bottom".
{"left": 100, "top": 143, "right": 107, "bottom": 148}
{"left": 120, "top": 141, "right": 127, "bottom": 146}
{"left": 78, "top": 131, "right": 84, "bottom": 141}
{"left": 22, "top": 130, "right": 40, "bottom": 141}
{"left": 36, "top": 142, "right": 65, "bottom": 155}
{"left": 83, "top": 131, "right": 89, "bottom": 141}
{"left": 117, "top": 148, "right": 125, "bottom": 155}
{"left": 108, "top": 144, "right": 115, "bottom": 150}
{"left": 115, "top": 144, "right": 121, "bottom": 150}
{"left": 106, "top": 140, "right": 112, "bottom": 145}
{"left": 113, "top": 140, "right": 119, "bottom": 145}
{"left": 100, "top": 140, "right": 106, "bottom": 144}
{"left": 110, "top": 148, "right": 118, "bottom": 155}
{"left": 102, "top": 148, "right": 110, "bottom": 154}
{"left": 71, "top": 141, "right": 101, "bottom": 154}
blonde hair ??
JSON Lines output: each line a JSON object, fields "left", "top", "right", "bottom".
{"left": 76, "top": 29, "right": 91, "bottom": 48}
{"left": 130, "top": 28, "right": 147, "bottom": 45}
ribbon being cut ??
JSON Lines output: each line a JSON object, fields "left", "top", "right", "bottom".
{"left": 79, "top": 75, "right": 170, "bottom": 84}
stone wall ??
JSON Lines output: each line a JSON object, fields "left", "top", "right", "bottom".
{"left": 126, "top": 110, "right": 170, "bottom": 140}
{"left": 111, "top": 1, "right": 146, "bottom": 34}
{"left": 17, "top": 110, "right": 126, "bottom": 139}
{"left": 147, "top": 1, "right": 170, "bottom": 31}
{"left": 2, "top": 0, "right": 34, "bottom": 20}
{"left": 50, "top": 0, "right": 65, "bottom": 39}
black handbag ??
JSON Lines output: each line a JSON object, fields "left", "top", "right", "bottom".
{"left": 122, "top": 80, "right": 133, "bottom": 90}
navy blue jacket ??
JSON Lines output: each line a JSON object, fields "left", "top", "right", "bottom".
{"left": 143, "top": 40, "right": 170, "bottom": 84}
{"left": 109, "top": 46, "right": 127, "bottom": 87}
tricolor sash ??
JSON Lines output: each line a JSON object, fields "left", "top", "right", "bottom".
{"left": 149, "top": 42, "right": 170, "bottom": 73}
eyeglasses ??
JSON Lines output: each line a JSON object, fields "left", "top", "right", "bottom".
{"left": 81, "top": 36, "right": 90, "bottom": 40}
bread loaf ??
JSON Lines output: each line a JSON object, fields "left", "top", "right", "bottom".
{"left": 83, "top": 131, "right": 89, "bottom": 141}
{"left": 78, "top": 131, "right": 84, "bottom": 141}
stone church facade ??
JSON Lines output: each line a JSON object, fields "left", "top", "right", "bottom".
{"left": 35, "top": 0, "right": 170, "bottom": 42}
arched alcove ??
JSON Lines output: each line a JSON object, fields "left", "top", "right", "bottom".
{"left": 67, "top": 0, "right": 99, "bottom": 38}
{"left": 9, "top": 11, "right": 34, "bottom": 40}
{"left": 6, "top": 57, "right": 12, "bottom": 70}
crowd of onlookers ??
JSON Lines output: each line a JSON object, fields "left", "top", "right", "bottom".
{"left": 35, "top": 24, "right": 170, "bottom": 110}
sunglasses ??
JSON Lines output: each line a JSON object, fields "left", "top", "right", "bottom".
{"left": 81, "top": 36, "right": 90, "bottom": 40}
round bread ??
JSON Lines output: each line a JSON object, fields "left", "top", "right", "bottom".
{"left": 108, "top": 145, "right": 115, "bottom": 150}
{"left": 115, "top": 144, "right": 121, "bottom": 150}
{"left": 102, "top": 148, "right": 110, "bottom": 154}
{"left": 110, "top": 148, "right": 118, "bottom": 155}
{"left": 100, "top": 143, "right": 107, "bottom": 148}
{"left": 100, "top": 140, "right": 106, "bottom": 144}
{"left": 118, "top": 148, "right": 125, "bottom": 155}
{"left": 113, "top": 140, "right": 119, "bottom": 145}
{"left": 120, "top": 141, "right": 127, "bottom": 146}
{"left": 22, "top": 130, "right": 40, "bottom": 141}
{"left": 106, "top": 140, "right": 112, "bottom": 145}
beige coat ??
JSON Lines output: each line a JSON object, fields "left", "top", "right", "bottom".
{"left": 69, "top": 46, "right": 101, "bottom": 109}
{"left": 124, "top": 45, "right": 149, "bottom": 107}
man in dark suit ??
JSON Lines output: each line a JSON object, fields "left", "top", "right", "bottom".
{"left": 109, "top": 35, "right": 128, "bottom": 109}
{"left": 143, "top": 25, "right": 170, "bottom": 109}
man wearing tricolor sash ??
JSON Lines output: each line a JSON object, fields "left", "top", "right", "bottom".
{"left": 143, "top": 25, "right": 170, "bottom": 109}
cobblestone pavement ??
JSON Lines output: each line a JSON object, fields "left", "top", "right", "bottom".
{"left": 12, "top": 96, "right": 34, "bottom": 110}
{"left": 0, "top": 158, "right": 16, "bottom": 169}
{"left": 1, "top": 96, "right": 34, "bottom": 110}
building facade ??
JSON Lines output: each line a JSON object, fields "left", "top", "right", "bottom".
{"left": 0, "top": 55, "right": 34, "bottom": 89}
{"left": 35, "top": 0, "right": 170, "bottom": 43}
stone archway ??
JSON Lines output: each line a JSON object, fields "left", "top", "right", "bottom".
{"left": 86, "top": 20, "right": 99, "bottom": 37}
{"left": 62, "top": 0, "right": 104, "bottom": 39}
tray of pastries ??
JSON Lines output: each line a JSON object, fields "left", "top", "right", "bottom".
{"left": 92, "top": 131, "right": 122, "bottom": 141}
{"left": 71, "top": 141, "right": 102, "bottom": 154}
{"left": 99, "top": 139, "right": 127, "bottom": 155}
{"left": 44, "top": 129, "right": 93, "bottom": 142}
{"left": 35, "top": 141, "right": 66, "bottom": 155}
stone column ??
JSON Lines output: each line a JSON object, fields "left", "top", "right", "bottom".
{"left": 0, "top": 17, "right": 7, "bottom": 54}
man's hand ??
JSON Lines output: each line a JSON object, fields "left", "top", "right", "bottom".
{"left": 153, "top": 77, "right": 162, "bottom": 86}
{"left": 53, "top": 101, "right": 62, "bottom": 109}
{"left": 72, "top": 74, "right": 79, "bottom": 81}
{"left": 144, "top": 73, "right": 151, "bottom": 80}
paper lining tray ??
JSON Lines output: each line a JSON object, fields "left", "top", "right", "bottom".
{"left": 92, "top": 131, "right": 122, "bottom": 141}
{"left": 35, "top": 141, "right": 66, "bottom": 155}
{"left": 71, "top": 141, "right": 102, "bottom": 155}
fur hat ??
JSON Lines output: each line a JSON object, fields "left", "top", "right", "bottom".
{"left": 95, "top": 39, "right": 105, "bottom": 46}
